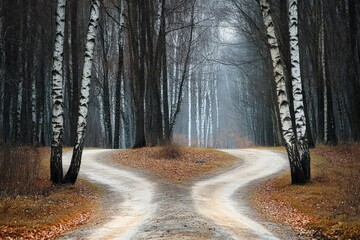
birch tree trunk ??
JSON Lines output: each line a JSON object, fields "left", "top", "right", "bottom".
{"left": 64, "top": 0, "right": 100, "bottom": 184}
{"left": 50, "top": 0, "right": 66, "bottom": 184}
{"left": 288, "top": 0, "right": 310, "bottom": 182}
{"left": 259, "top": 0, "right": 308, "bottom": 184}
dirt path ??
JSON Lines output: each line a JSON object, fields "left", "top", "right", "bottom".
{"left": 61, "top": 150, "right": 157, "bottom": 239}
{"left": 192, "top": 149, "right": 297, "bottom": 240}
{"left": 61, "top": 149, "right": 298, "bottom": 239}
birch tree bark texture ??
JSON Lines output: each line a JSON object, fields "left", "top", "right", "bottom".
{"left": 259, "top": 0, "right": 309, "bottom": 184}
{"left": 64, "top": 0, "right": 100, "bottom": 184}
{"left": 50, "top": 0, "right": 66, "bottom": 184}
{"left": 288, "top": 0, "right": 310, "bottom": 182}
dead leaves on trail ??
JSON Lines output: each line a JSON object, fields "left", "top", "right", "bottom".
{"left": 109, "top": 146, "right": 238, "bottom": 184}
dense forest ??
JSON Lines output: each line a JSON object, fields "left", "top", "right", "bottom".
{"left": 0, "top": 0, "right": 359, "bottom": 150}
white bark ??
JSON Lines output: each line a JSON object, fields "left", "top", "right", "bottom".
{"left": 74, "top": 0, "right": 100, "bottom": 148}
{"left": 259, "top": 0, "right": 310, "bottom": 183}
{"left": 259, "top": 0, "right": 295, "bottom": 146}
{"left": 289, "top": 0, "right": 307, "bottom": 140}
{"left": 51, "top": 0, "right": 66, "bottom": 147}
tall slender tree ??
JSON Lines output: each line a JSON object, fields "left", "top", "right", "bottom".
{"left": 50, "top": 0, "right": 67, "bottom": 184}
{"left": 288, "top": 0, "right": 310, "bottom": 182}
{"left": 64, "top": 0, "right": 100, "bottom": 184}
{"left": 259, "top": 0, "right": 309, "bottom": 184}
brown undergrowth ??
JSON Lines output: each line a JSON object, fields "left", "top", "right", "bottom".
{"left": 0, "top": 146, "right": 101, "bottom": 239}
{"left": 109, "top": 145, "right": 238, "bottom": 184}
{"left": 252, "top": 144, "right": 360, "bottom": 239}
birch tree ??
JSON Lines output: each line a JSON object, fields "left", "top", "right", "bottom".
{"left": 259, "top": 0, "right": 309, "bottom": 184}
{"left": 64, "top": 0, "right": 100, "bottom": 184}
{"left": 288, "top": 0, "right": 310, "bottom": 182}
{"left": 50, "top": 0, "right": 66, "bottom": 184}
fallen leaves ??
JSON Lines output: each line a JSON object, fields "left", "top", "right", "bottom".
{"left": 0, "top": 147, "right": 101, "bottom": 240}
{"left": 0, "top": 181, "right": 99, "bottom": 239}
{"left": 108, "top": 146, "right": 238, "bottom": 184}
{"left": 252, "top": 145, "right": 360, "bottom": 239}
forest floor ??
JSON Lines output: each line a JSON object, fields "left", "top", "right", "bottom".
{"left": 0, "top": 147, "right": 101, "bottom": 239}
{"left": 62, "top": 147, "right": 298, "bottom": 239}
{"left": 252, "top": 144, "right": 360, "bottom": 239}
{"left": 2, "top": 144, "right": 358, "bottom": 239}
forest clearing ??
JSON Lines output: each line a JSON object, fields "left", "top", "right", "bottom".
{"left": 1, "top": 0, "right": 360, "bottom": 239}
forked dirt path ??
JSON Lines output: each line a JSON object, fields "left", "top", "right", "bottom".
{"left": 61, "top": 150, "right": 157, "bottom": 239}
{"left": 60, "top": 149, "right": 299, "bottom": 239}
{"left": 192, "top": 149, "right": 296, "bottom": 239}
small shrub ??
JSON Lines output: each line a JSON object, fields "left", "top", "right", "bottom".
{"left": 0, "top": 143, "right": 41, "bottom": 196}
{"left": 159, "top": 144, "right": 181, "bottom": 159}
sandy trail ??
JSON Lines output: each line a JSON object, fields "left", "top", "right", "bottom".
{"left": 192, "top": 149, "right": 288, "bottom": 240}
{"left": 60, "top": 149, "right": 297, "bottom": 239}
{"left": 61, "top": 150, "right": 157, "bottom": 240}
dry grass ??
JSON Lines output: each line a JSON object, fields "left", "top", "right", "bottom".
{"left": 0, "top": 147, "right": 101, "bottom": 239}
{"left": 0, "top": 144, "right": 42, "bottom": 196}
{"left": 252, "top": 144, "right": 360, "bottom": 239}
{"left": 109, "top": 145, "right": 238, "bottom": 184}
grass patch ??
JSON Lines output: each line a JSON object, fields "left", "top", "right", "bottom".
{"left": 0, "top": 144, "right": 42, "bottom": 196}
{"left": 0, "top": 146, "right": 101, "bottom": 239}
{"left": 252, "top": 144, "right": 360, "bottom": 239}
{"left": 109, "top": 145, "right": 238, "bottom": 184}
